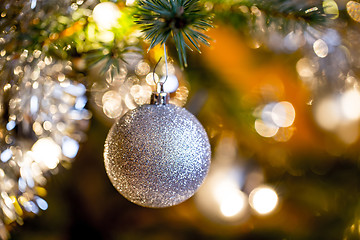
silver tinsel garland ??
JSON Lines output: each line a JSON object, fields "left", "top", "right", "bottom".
{"left": 0, "top": 52, "right": 90, "bottom": 237}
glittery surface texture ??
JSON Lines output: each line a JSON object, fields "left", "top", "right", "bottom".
{"left": 104, "top": 104, "right": 211, "bottom": 208}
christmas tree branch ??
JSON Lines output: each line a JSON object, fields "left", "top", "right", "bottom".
{"left": 134, "top": 0, "right": 213, "bottom": 67}
{"left": 206, "top": 0, "right": 328, "bottom": 34}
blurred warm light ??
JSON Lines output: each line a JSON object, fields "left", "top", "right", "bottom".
{"left": 315, "top": 89, "right": 360, "bottom": 142}
{"left": 161, "top": 62, "right": 176, "bottom": 75}
{"left": 130, "top": 84, "right": 152, "bottom": 105}
{"left": 195, "top": 136, "right": 249, "bottom": 223}
{"left": 219, "top": 188, "right": 247, "bottom": 217}
{"left": 347, "top": 1, "right": 360, "bottom": 23}
{"left": 135, "top": 61, "right": 150, "bottom": 76}
{"left": 2, "top": 193, "right": 16, "bottom": 223}
{"left": 170, "top": 85, "right": 189, "bottom": 107}
{"left": 296, "top": 58, "right": 318, "bottom": 78}
{"left": 106, "top": 68, "right": 127, "bottom": 85}
{"left": 91, "top": 52, "right": 187, "bottom": 122}
{"left": 255, "top": 119, "right": 279, "bottom": 138}
{"left": 313, "top": 39, "right": 328, "bottom": 58}
{"left": 146, "top": 73, "right": 158, "bottom": 86}
{"left": 97, "top": 31, "right": 115, "bottom": 43}
{"left": 273, "top": 127, "right": 295, "bottom": 142}
{"left": 323, "top": 0, "right": 339, "bottom": 19}
{"left": 102, "top": 90, "right": 123, "bottom": 118}
{"left": 340, "top": 89, "right": 360, "bottom": 121}
{"left": 10, "top": 196, "right": 23, "bottom": 216}
{"left": 31, "top": 138, "right": 62, "bottom": 170}
{"left": 343, "top": 219, "right": 360, "bottom": 239}
{"left": 314, "top": 96, "right": 341, "bottom": 130}
{"left": 126, "top": 0, "right": 136, "bottom": 6}
{"left": 30, "top": 95, "right": 39, "bottom": 115}
{"left": 256, "top": 101, "right": 295, "bottom": 139}
{"left": 196, "top": 173, "right": 249, "bottom": 222}
{"left": 124, "top": 93, "right": 137, "bottom": 110}
{"left": 271, "top": 101, "right": 296, "bottom": 127}
{"left": 249, "top": 186, "right": 278, "bottom": 215}
{"left": 92, "top": 2, "right": 121, "bottom": 30}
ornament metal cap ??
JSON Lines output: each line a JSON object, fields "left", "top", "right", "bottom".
{"left": 151, "top": 82, "right": 170, "bottom": 105}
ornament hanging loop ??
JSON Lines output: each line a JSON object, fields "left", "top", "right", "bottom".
{"left": 151, "top": 44, "right": 170, "bottom": 105}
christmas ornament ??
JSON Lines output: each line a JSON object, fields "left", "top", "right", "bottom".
{"left": 104, "top": 82, "right": 211, "bottom": 208}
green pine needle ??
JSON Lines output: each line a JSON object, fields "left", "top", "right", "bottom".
{"left": 134, "top": 0, "right": 213, "bottom": 67}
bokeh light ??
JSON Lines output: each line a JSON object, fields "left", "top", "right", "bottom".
{"left": 126, "top": 0, "right": 136, "bottom": 6}
{"left": 314, "top": 96, "right": 341, "bottom": 130}
{"left": 1, "top": 149, "right": 12, "bottom": 163}
{"left": 96, "top": 31, "right": 115, "bottom": 43}
{"left": 195, "top": 136, "right": 249, "bottom": 223}
{"left": 313, "top": 39, "right": 328, "bottom": 58}
{"left": 347, "top": 1, "right": 360, "bottom": 23}
{"left": 62, "top": 136, "right": 79, "bottom": 159}
{"left": 255, "top": 119, "right": 279, "bottom": 138}
{"left": 102, "top": 90, "right": 123, "bottom": 118}
{"left": 314, "top": 89, "right": 360, "bottom": 129}
{"left": 313, "top": 89, "right": 360, "bottom": 144}
{"left": 249, "top": 186, "right": 278, "bottom": 215}
{"left": 323, "top": 0, "right": 339, "bottom": 19}
{"left": 135, "top": 61, "right": 151, "bottom": 76}
{"left": 255, "top": 101, "right": 295, "bottom": 140}
{"left": 31, "top": 138, "right": 62, "bottom": 170}
{"left": 92, "top": 2, "right": 121, "bottom": 30}
{"left": 91, "top": 55, "right": 188, "bottom": 121}
{"left": 196, "top": 171, "right": 249, "bottom": 223}
{"left": 219, "top": 188, "right": 247, "bottom": 218}
{"left": 340, "top": 89, "right": 360, "bottom": 121}
{"left": 271, "top": 101, "right": 296, "bottom": 127}
{"left": 296, "top": 58, "right": 318, "bottom": 78}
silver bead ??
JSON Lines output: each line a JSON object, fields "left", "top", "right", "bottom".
{"left": 104, "top": 104, "right": 211, "bottom": 208}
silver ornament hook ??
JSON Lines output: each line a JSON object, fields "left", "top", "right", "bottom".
{"left": 151, "top": 44, "right": 170, "bottom": 105}
{"left": 153, "top": 56, "right": 162, "bottom": 86}
{"left": 152, "top": 44, "right": 170, "bottom": 92}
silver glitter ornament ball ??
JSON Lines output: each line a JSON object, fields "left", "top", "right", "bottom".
{"left": 104, "top": 103, "right": 211, "bottom": 208}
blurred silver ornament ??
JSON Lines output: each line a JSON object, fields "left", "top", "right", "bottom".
{"left": 104, "top": 93, "right": 211, "bottom": 208}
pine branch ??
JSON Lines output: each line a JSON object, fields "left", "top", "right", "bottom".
{"left": 207, "top": 0, "right": 328, "bottom": 33}
{"left": 251, "top": 0, "right": 327, "bottom": 26}
{"left": 134, "top": 0, "right": 213, "bottom": 67}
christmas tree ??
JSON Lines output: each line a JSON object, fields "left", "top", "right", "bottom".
{"left": 1, "top": 0, "right": 360, "bottom": 239}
